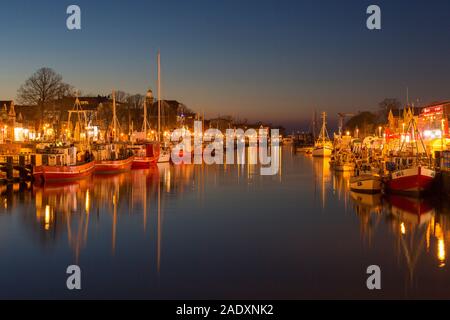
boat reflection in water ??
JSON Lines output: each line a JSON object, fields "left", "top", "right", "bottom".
{"left": 350, "top": 192, "right": 382, "bottom": 243}
{"left": 17, "top": 146, "right": 281, "bottom": 263}
{"left": 316, "top": 153, "right": 450, "bottom": 295}
{"left": 349, "top": 177, "right": 449, "bottom": 288}
{"left": 1, "top": 147, "right": 450, "bottom": 299}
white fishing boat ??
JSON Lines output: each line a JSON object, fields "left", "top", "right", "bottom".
{"left": 312, "top": 112, "right": 333, "bottom": 157}
{"left": 350, "top": 160, "right": 382, "bottom": 194}
{"left": 158, "top": 146, "right": 171, "bottom": 163}
{"left": 350, "top": 174, "right": 382, "bottom": 194}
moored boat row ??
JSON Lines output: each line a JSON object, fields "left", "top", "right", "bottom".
{"left": 300, "top": 110, "right": 441, "bottom": 197}
{"left": 32, "top": 140, "right": 164, "bottom": 183}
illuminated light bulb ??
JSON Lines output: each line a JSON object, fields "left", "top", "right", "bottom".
{"left": 438, "top": 239, "right": 446, "bottom": 268}
{"left": 400, "top": 222, "right": 406, "bottom": 235}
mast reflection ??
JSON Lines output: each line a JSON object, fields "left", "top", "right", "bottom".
{"left": 349, "top": 190, "right": 450, "bottom": 287}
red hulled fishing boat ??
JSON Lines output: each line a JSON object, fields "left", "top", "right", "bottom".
{"left": 384, "top": 114, "right": 436, "bottom": 196}
{"left": 95, "top": 156, "right": 134, "bottom": 174}
{"left": 33, "top": 160, "right": 95, "bottom": 184}
{"left": 385, "top": 165, "right": 435, "bottom": 195}
{"left": 32, "top": 144, "right": 96, "bottom": 184}
{"left": 91, "top": 142, "right": 134, "bottom": 174}
{"left": 130, "top": 142, "right": 160, "bottom": 169}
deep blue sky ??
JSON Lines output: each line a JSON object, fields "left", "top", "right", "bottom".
{"left": 1, "top": 0, "right": 450, "bottom": 129}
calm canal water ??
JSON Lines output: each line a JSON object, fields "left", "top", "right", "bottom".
{"left": 0, "top": 147, "right": 449, "bottom": 299}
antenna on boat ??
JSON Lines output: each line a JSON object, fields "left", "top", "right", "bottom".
{"left": 111, "top": 90, "right": 122, "bottom": 142}
{"left": 312, "top": 110, "right": 317, "bottom": 140}
{"left": 157, "top": 50, "right": 161, "bottom": 142}
{"left": 142, "top": 99, "right": 147, "bottom": 137}
{"left": 398, "top": 116, "right": 430, "bottom": 162}
{"left": 322, "top": 112, "right": 326, "bottom": 144}
{"left": 113, "top": 90, "right": 117, "bottom": 141}
{"left": 67, "top": 91, "right": 89, "bottom": 143}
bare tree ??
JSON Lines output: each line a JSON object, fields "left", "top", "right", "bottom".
{"left": 126, "top": 94, "right": 145, "bottom": 131}
{"left": 17, "top": 67, "right": 74, "bottom": 120}
{"left": 128, "top": 94, "right": 144, "bottom": 117}
{"left": 114, "top": 91, "right": 129, "bottom": 103}
{"left": 378, "top": 98, "right": 401, "bottom": 122}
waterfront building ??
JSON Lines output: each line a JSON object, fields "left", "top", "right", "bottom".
{"left": 418, "top": 101, "right": 450, "bottom": 138}
{"left": 418, "top": 101, "right": 450, "bottom": 155}
{"left": 0, "top": 100, "right": 37, "bottom": 142}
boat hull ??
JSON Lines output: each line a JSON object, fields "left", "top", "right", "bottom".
{"left": 296, "top": 146, "right": 313, "bottom": 153}
{"left": 386, "top": 166, "right": 435, "bottom": 196}
{"left": 350, "top": 175, "right": 382, "bottom": 194}
{"left": 312, "top": 146, "right": 332, "bottom": 157}
{"left": 157, "top": 150, "right": 171, "bottom": 163}
{"left": 131, "top": 142, "right": 160, "bottom": 169}
{"left": 95, "top": 156, "right": 134, "bottom": 174}
{"left": 334, "top": 164, "right": 355, "bottom": 172}
{"left": 132, "top": 157, "right": 158, "bottom": 169}
{"left": 33, "top": 161, "right": 95, "bottom": 183}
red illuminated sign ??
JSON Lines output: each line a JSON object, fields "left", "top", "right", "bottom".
{"left": 422, "top": 106, "right": 443, "bottom": 115}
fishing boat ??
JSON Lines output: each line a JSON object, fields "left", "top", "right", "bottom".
{"left": 385, "top": 164, "right": 435, "bottom": 195}
{"left": 130, "top": 142, "right": 160, "bottom": 168}
{"left": 158, "top": 146, "right": 171, "bottom": 163}
{"left": 384, "top": 116, "right": 436, "bottom": 196}
{"left": 93, "top": 93, "right": 135, "bottom": 174}
{"left": 34, "top": 98, "right": 97, "bottom": 183}
{"left": 95, "top": 156, "right": 134, "bottom": 174}
{"left": 295, "top": 115, "right": 316, "bottom": 153}
{"left": 296, "top": 146, "right": 312, "bottom": 153}
{"left": 33, "top": 146, "right": 95, "bottom": 183}
{"left": 313, "top": 143, "right": 332, "bottom": 157}
{"left": 132, "top": 51, "right": 166, "bottom": 168}
{"left": 33, "top": 161, "right": 95, "bottom": 184}
{"left": 332, "top": 150, "right": 355, "bottom": 172}
{"left": 312, "top": 112, "right": 333, "bottom": 157}
{"left": 349, "top": 159, "right": 382, "bottom": 194}
{"left": 129, "top": 97, "right": 161, "bottom": 168}
{"left": 350, "top": 174, "right": 382, "bottom": 194}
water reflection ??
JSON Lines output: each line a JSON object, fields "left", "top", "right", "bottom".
{"left": 329, "top": 158, "right": 450, "bottom": 289}
{"left": 0, "top": 147, "right": 449, "bottom": 298}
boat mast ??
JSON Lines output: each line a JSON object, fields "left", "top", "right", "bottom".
{"left": 157, "top": 50, "right": 161, "bottom": 142}
{"left": 322, "top": 112, "right": 326, "bottom": 144}
{"left": 112, "top": 90, "right": 118, "bottom": 142}
{"left": 313, "top": 110, "right": 317, "bottom": 140}
{"left": 143, "top": 99, "right": 147, "bottom": 137}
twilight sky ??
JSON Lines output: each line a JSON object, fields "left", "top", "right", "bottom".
{"left": 1, "top": 0, "right": 450, "bottom": 129}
